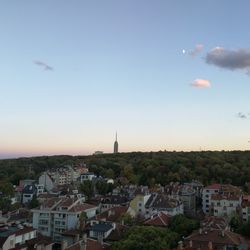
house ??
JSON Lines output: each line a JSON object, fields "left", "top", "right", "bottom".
{"left": 0, "top": 224, "right": 53, "bottom": 250}
{"left": 80, "top": 172, "right": 96, "bottom": 182}
{"left": 183, "top": 229, "right": 250, "bottom": 250}
{"left": 89, "top": 222, "right": 114, "bottom": 240}
{"left": 202, "top": 184, "right": 241, "bottom": 214}
{"left": 32, "top": 197, "right": 98, "bottom": 242}
{"left": 94, "top": 206, "right": 129, "bottom": 223}
{"left": 145, "top": 193, "right": 183, "bottom": 218}
{"left": 241, "top": 195, "right": 250, "bottom": 222}
{"left": 62, "top": 236, "right": 109, "bottom": 250}
{"left": 39, "top": 172, "right": 56, "bottom": 193}
{"left": 100, "top": 195, "right": 129, "bottom": 213}
{"left": 22, "top": 184, "right": 37, "bottom": 204}
{"left": 128, "top": 190, "right": 151, "bottom": 218}
{"left": 210, "top": 192, "right": 242, "bottom": 218}
{"left": 144, "top": 212, "right": 171, "bottom": 227}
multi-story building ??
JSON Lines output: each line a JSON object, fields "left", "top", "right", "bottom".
{"left": 242, "top": 195, "right": 250, "bottom": 222}
{"left": 32, "top": 197, "right": 98, "bottom": 242}
{"left": 210, "top": 193, "right": 242, "bottom": 218}
{"left": 202, "top": 184, "right": 241, "bottom": 214}
{"left": 0, "top": 224, "right": 53, "bottom": 250}
{"left": 145, "top": 193, "right": 183, "bottom": 218}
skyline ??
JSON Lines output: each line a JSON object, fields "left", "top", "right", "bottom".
{"left": 1, "top": 1, "right": 250, "bottom": 159}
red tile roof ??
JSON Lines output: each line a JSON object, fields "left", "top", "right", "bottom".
{"left": 65, "top": 238, "right": 109, "bottom": 250}
{"left": 69, "top": 203, "right": 97, "bottom": 212}
{"left": 205, "top": 184, "right": 221, "bottom": 190}
{"left": 95, "top": 206, "right": 128, "bottom": 222}
{"left": 144, "top": 212, "right": 171, "bottom": 227}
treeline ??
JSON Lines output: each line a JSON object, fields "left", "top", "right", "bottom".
{"left": 0, "top": 151, "right": 250, "bottom": 187}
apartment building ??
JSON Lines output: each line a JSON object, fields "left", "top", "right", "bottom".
{"left": 202, "top": 184, "right": 241, "bottom": 214}
{"left": 32, "top": 197, "right": 98, "bottom": 242}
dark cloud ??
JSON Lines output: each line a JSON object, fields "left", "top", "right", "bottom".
{"left": 34, "top": 60, "right": 53, "bottom": 71}
{"left": 206, "top": 47, "right": 250, "bottom": 73}
{"left": 237, "top": 112, "right": 247, "bottom": 119}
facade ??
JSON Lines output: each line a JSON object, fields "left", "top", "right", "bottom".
{"left": 0, "top": 225, "right": 53, "bottom": 250}
{"left": 100, "top": 195, "right": 129, "bottom": 213}
{"left": 128, "top": 193, "right": 151, "bottom": 218}
{"left": 210, "top": 193, "right": 242, "bottom": 218}
{"left": 145, "top": 193, "right": 183, "bottom": 218}
{"left": 39, "top": 172, "right": 56, "bottom": 192}
{"left": 80, "top": 172, "right": 96, "bottom": 182}
{"left": 32, "top": 197, "right": 98, "bottom": 242}
{"left": 179, "top": 185, "right": 196, "bottom": 215}
{"left": 22, "top": 184, "right": 37, "bottom": 204}
{"left": 241, "top": 195, "right": 250, "bottom": 222}
{"left": 202, "top": 184, "right": 242, "bottom": 216}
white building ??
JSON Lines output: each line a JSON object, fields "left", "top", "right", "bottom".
{"left": 80, "top": 172, "right": 96, "bottom": 182}
{"left": 39, "top": 172, "right": 56, "bottom": 192}
{"left": 202, "top": 184, "right": 241, "bottom": 214}
{"left": 145, "top": 193, "right": 183, "bottom": 218}
{"left": 32, "top": 197, "right": 98, "bottom": 242}
{"left": 211, "top": 193, "right": 242, "bottom": 218}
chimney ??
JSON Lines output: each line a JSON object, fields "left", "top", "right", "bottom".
{"left": 61, "top": 240, "right": 68, "bottom": 250}
{"left": 208, "top": 241, "right": 213, "bottom": 250}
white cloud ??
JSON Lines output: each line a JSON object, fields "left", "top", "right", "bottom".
{"left": 191, "top": 79, "right": 211, "bottom": 88}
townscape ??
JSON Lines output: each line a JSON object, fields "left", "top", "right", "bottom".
{"left": 0, "top": 142, "right": 250, "bottom": 250}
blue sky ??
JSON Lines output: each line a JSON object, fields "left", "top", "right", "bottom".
{"left": 1, "top": 1, "right": 250, "bottom": 158}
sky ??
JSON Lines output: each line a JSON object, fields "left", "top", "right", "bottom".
{"left": 1, "top": 0, "right": 250, "bottom": 158}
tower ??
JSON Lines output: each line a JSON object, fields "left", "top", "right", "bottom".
{"left": 113, "top": 132, "right": 118, "bottom": 154}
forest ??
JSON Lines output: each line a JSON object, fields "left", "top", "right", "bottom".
{"left": 0, "top": 150, "right": 250, "bottom": 188}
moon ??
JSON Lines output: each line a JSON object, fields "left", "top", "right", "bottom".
{"left": 182, "top": 49, "right": 186, "bottom": 54}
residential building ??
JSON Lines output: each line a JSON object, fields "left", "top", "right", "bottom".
{"left": 210, "top": 193, "right": 242, "bottom": 218}
{"left": 241, "top": 195, "right": 250, "bottom": 222}
{"left": 22, "top": 184, "right": 37, "bottom": 204}
{"left": 144, "top": 212, "right": 171, "bottom": 227}
{"left": 0, "top": 224, "right": 53, "bottom": 250}
{"left": 80, "top": 172, "right": 96, "bottom": 182}
{"left": 100, "top": 195, "right": 129, "bottom": 213}
{"left": 202, "top": 184, "right": 241, "bottom": 214}
{"left": 179, "top": 185, "right": 196, "bottom": 215}
{"left": 39, "top": 172, "right": 56, "bottom": 192}
{"left": 32, "top": 197, "right": 98, "bottom": 242}
{"left": 145, "top": 193, "right": 183, "bottom": 218}
{"left": 183, "top": 229, "right": 250, "bottom": 250}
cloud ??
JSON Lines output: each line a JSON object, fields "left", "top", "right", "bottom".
{"left": 189, "top": 44, "right": 204, "bottom": 57}
{"left": 191, "top": 79, "right": 211, "bottom": 88}
{"left": 34, "top": 60, "right": 53, "bottom": 71}
{"left": 205, "top": 47, "right": 250, "bottom": 73}
{"left": 236, "top": 112, "right": 247, "bottom": 119}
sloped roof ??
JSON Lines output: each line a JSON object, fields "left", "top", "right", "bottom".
{"left": 144, "top": 212, "right": 171, "bottom": 227}
{"left": 95, "top": 206, "right": 128, "bottom": 222}
{"left": 65, "top": 238, "right": 109, "bottom": 250}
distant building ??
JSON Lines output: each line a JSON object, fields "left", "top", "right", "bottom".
{"left": 93, "top": 151, "right": 104, "bottom": 155}
{"left": 113, "top": 132, "right": 118, "bottom": 154}
{"left": 22, "top": 184, "right": 37, "bottom": 204}
{"left": 80, "top": 172, "right": 96, "bottom": 182}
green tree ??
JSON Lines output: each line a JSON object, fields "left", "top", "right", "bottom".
{"left": 80, "top": 180, "right": 94, "bottom": 200}
{"left": 111, "top": 226, "right": 179, "bottom": 250}
{"left": 169, "top": 214, "right": 199, "bottom": 237}
{"left": 29, "top": 195, "right": 39, "bottom": 209}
